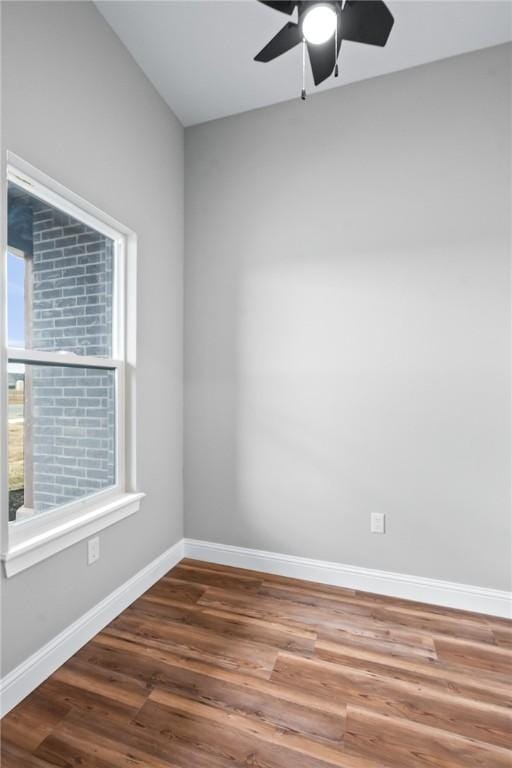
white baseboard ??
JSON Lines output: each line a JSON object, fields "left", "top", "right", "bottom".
{"left": 0, "top": 539, "right": 184, "bottom": 717}
{"left": 184, "top": 538, "right": 512, "bottom": 619}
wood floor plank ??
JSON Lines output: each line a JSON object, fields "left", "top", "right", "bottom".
{"left": 258, "top": 583, "right": 497, "bottom": 643}
{"left": 144, "top": 656, "right": 345, "bottom": 744}
{"left": 106, "top": 609, "right": 279, "bottom": 678}
{"left": 179, "top": 558, "right": 358, "bottom": 596}
{"left": 39, "top": 654, "right": 150, "bottom": 724}
{"left": 168, "top": 563, "right": 263, "bottom": 593}
{"left": 271, "top": 652, "right": 512, "bottom": 748}
{"left": 182, "top": 560, "right": 505, "bottom": 633}
{"left": 39, "top": 706, "right": 244, "bottom": 768}
{"left": 0, "top": 686, "right": 69, "bottom": 752}
{"left": 198, "top": 584, "right": 368, "bottom": 630}
{"left": 142, "top": 689, "right": 379, "bottom": 768}
{"left": 353, "top": 589, "right": 507, "bottom": 623}
{"left": 316, "top": 622, "right": 437, "bottom": 661}
{"left": 0, "top": 741, "right": 59, "bottom": 768}
{"left": 129, "top": 592, "right": 316, "bottom": 655}
{"left": 344, "top": 705, "right": 512, "bottom": 768}
{"left": 199, "top": 584, "right": 496, "bottom": 644}
{"left": 139, "top": 698, "right": 339, "bottom": 768}
{"left": 493, "top": 626, "right": 512, "bottom": 648}
{"left": 88, "top": 629, "right": 349, "bottom": 716}
{"left": 34, "top": 711, "right": 185, "bottom": 768}
{"left": 434, "top": 635, "right": 512, "bottom": 675}
{"left": 314, "top": 637, "right": 512, "bottom": 707}
{"left": 2, "top": 558, "right": 511, "bottom": 768}
{"left": 144, "top": 576, "right": 206, "bottom": 605}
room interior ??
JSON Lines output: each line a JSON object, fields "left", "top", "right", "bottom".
{"left": 0, "top": 1, "right": 511, "bottom": 766}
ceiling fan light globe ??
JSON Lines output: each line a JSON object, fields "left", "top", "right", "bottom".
{"left": 302, "top": 5, "right": 337, "bottom": 45}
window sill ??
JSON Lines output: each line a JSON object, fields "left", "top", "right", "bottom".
{"left": 1, "top": 492, "right": 145, "bottom": 577}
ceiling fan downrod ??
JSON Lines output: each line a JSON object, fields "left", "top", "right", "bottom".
{"left": 301, "top": 37, "right": 307, "bottom": 100}
{"left": 334, "top": 5, "right": 339, "bottom": 77}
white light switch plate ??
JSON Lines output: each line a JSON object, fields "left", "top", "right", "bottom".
{"left": 371, "top": 512, "right": 386, "bottom": 534}
{"left": 87, "top": 536, "right": 100, "bottom": 564}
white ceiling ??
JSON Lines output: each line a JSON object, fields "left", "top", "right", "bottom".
{"left": 96, "top": 0, "right": 512, "bottom": 126}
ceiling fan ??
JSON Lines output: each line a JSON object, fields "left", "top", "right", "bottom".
{"left": 254, "top": 1, "right": 394, "bottom": 98}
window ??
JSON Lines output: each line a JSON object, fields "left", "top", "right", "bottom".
{"left": 1, "top": 154, "right": 142, "bottom": 576}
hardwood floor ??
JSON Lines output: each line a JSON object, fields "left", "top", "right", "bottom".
{"left": 1, "top": 558, "right": 511, "bottom": 767}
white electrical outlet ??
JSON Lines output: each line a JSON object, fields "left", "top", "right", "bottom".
{"left": 87, "top": 536, "right": 100, "bottom": 565}
{"left": 371, "top": 512, "right": 386, "bottom": 534}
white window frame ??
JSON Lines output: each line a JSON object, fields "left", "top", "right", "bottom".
{"left": 1, "top": 152, "right": 143, "bottom": 576}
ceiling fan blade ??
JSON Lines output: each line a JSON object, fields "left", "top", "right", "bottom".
{"left": 307, "top": 12, "right": 342, "bottom": 86}
{"left": 255, "top": 21, "right": 302, "bottom": 62}
{"left": 257, "top": 1, "right": 297, "bottom": 15}
{"left": 341, "top": 0, "right": 394, "bottom": 47}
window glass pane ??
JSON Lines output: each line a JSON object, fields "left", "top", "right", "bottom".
{"left": 7, "top": 252, "right": 25, "bottom": 347}
{"left": 8, "top": 362, "right": 116, "bottom": 522}
{"left": 7, "top": 182, "right": 114, "bottom": 357}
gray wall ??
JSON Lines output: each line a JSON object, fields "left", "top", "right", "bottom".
{"left": 185, "top": 44, "right": 511, "bottom": 591}
{"left": 1, "top": 1, "right": 184, "bottom": 675}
